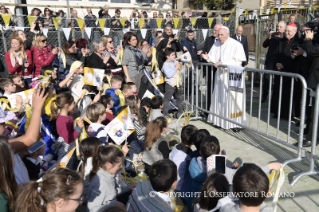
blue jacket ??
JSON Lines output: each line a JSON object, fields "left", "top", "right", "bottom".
{"left": 180, "top": 39, "right": 199, "bottom": 61}
{"left": 187, "top": 156, "right": 207, "bottom": 211}
{"left": 105, "top": 87, "right": 121, "bottom": 115}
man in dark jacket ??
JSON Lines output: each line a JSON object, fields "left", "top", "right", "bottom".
{"left": 162, "top": 25, "right": 180, "bottom": 53}
{"left": 98, "top": 7, "right": 111, "bottom": 28}
{"left": 111, "top": 9, "right": 123, "bottom": 48}
{"left": 231, "top": 26, "right": 249, "bottom": 67}
{"left": 261, "top": 21, "right": 286, "bottom": 103}
{"left": 84, "top": 8, "right": 97, "bottom": 27}
{"left": 202, "top": 23, "right": 223, "bottom": 112}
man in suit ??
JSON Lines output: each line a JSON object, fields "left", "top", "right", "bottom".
{"left": 202, "top": 23, "right": 223, "bottom": 113}
{"left": 231, "top": 26, "right": 249, "bottom": 67}
{"left": 261, "top": 21, "right": 286, "bottom": 103}
{"left": 287, "top": 14, "right": 300, "bottom": 30}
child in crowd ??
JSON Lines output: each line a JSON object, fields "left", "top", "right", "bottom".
{"left": 77, "top": 137, "right": 101, "bottom": 197}
{"left": 102, "top": 69, "right": 113, "bottom": 94}
{"left": 169, "top": 125, "right": 198, "bottom": 191}
{"left": 140, "top": 97, "right": 151, "bottom": 126}
{"left": 87, "top": 145, "right": 135, "bottom": 212}
{"left": 122, "top": 83, "right": 134, "bottom": 97}
{"left": 22, "top": 134, "right": 46, "bottom": 181}
{"left": 193, "top": 173, "right": 229, "bottom": 212}
{"left": 142, "top": 117, "right": 169, "bottom": 168}
{"left": 0, "top": 78, "right": 16, "bottom": 98}
{"left": 220, "top": 164, "right": 273, "bottom": 212}
{"left": 69, "top": 61, "right": 84, "bottom": 101}
{"left": 105, "top": 75, "right": 124, "bottom": 114}
{"left": 127, "top": 159, "right": 186, "bottom": 212}
{"left": 14, "top": 167, "right": 83, "bottom": 212}
{"left": 126, "top": 95, "right": 146, "bottom": 140}
{"left": 99, "top": 94, "right": 115, "bottom": 125}
{"left": 86, "top": 103, "right": 109, "bottom": 145}
{"left": 127, "top": 82, "right": 138, "bottom": 97}
{"left": 9, "top": 74, "right": 26, "bottom": 92}
{"left": 161, "top": 48, "right": 184, "bottom": 118}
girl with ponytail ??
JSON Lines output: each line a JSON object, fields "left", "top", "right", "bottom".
{"left": 87, "top": 145, "right": 135, "bottom": 212}
{"left": 14, "top": 167, "right": 83, "bottom": 212}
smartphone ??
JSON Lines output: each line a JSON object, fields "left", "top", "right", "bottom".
{"left": 28, "top": 140, "right": 46, "bottom": 154}
{"left": 215, "top": 155, "right": 226, "bottom": 174}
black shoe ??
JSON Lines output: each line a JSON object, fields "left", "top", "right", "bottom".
{"left": 230, "top": 157, "right": 244, "bottom": 169}
{"left": 295, "top": 121, "right": 300, "bottom": 127}
{"left": 304, "top": 127, "right": 309, "bottom": 135}
{"left": 302, "top": 140, "right": 313, "bottom": 147}
{"left": 221, "top": 149, "right": 226, "bottom": 156}
{"left": 232, "top": 128, "right": 241, "bottom": 133}
{"left": 213, "top": 125, "right": 221, "bottom": 129}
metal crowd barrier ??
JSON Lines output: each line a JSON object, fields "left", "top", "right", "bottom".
{"left": 181, "top": 61, "right": 319, "bottom": 185}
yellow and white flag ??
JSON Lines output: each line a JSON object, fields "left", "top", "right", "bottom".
{"left": 84, "top": 67, "right": 104, "bottom": 87}
{"left": 105, "top": 106, "right": 135, "bottom": 145}
{"left": 58, "top": 147, "right": 76, "bottom": 168}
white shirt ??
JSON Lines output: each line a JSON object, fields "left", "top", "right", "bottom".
{"left": 14, "top": 154, "right": 30, "bottom": 186}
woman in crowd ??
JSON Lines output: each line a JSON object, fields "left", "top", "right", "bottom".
{"left": 87, "top": 40, "right": 117, "bottom": 70}
{"left": 101, "top": 35, "right": 124, "bottom": 78}
{"left": 138, "top": 39, "right": 152, "bottom": 62}
{"left": 5, "top": 36, "right": 33, "bottom": 86}
{"left": 162, "top": 13, "right": 173, "bottom": 29}
{"left": 43, "top": 8, "right": 54, "bottom": 30}
{"left": 156, "top": 38, "right": 171, "bottom": 70}
{"left": 32, "top": 34, "right": 58, "bottom": 77}
{"left": 75, "top": 38, "right": 90, "bottom": 65}
{"left": 122, "top": 33, "right": 148, "bottom": 90}
{"left": 64, "top": 40, "right": 88, "bottom": 72}
{"left": 14, "top": 167, "right": 83, "bottom": 212}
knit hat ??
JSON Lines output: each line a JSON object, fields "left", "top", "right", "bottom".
{"left": 70, "top": 60, "right": 83, "bottom": 73}
{"left": 288, "top": 23, "right": 297, "bottom": 27}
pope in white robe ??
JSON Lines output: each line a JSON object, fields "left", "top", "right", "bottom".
{"left": 202, "top": 26, "right": 247, "bottom": 130}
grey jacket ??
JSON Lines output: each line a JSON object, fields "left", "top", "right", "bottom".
{"left": 149, "top": 109, "right": 178, "bottom": 129}
{"left": 122, "top": 47, "right": 147, "bottom": 78}
{"left": 86, "top": 168, "right": 129, "bottom": 212}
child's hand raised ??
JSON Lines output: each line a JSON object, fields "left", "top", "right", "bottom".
{"left": 32, "top": 87, "right": 48, "bottom": 111}
{"left": 77, "top": 118, "right": 84, "bottom": 129}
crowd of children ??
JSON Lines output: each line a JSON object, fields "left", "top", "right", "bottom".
{"left": 0, "top": 29, "right": 283, "bottom": 212}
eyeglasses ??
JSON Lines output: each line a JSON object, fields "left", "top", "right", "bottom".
{"left": 41, "top": 39, "right": 47, "bottom": 43}
{"left": 68, "top": 195, "right": 84, "bottom": 205}
{"left": 108, "top": 41, "right": 113, "bottom": 43}
{"left": 142, "top": 43, "right": 148, "bottom": 46}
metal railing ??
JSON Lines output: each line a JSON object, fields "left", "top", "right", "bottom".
{"left": 181, "top": 61, "right": 318, "bottom": 185}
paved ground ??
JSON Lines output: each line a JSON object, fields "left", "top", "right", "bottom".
{"left": 173, "top": 55, "right": 319, "bottom": 212}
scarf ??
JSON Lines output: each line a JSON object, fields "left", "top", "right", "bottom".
{"left": 126, "top": 45, "right": 144, "bottom": 66}
{"left": 10, "top": 51, "right": 28, "bottom": 74}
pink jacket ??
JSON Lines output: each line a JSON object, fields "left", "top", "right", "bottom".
{"left": 31, "top": 45, "right": 55, "bottom": 77}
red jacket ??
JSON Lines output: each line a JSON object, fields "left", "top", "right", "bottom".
{"left": 31, "top": 45, "right": 55, "bottom": 77}
{"left": 5, "top": 50, "right": 33, "bottom": 76}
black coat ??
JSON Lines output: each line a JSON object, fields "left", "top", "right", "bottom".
{"left": 202, "top": 35, "right": 216, "bottom": 54}
{"left": 263, "top": 36, "right": 281, "bottom": 69}
{"left": 86, "top": 52, "right": 117, "bottom": 69}
{"left": 162, "top": 32, "right": 181, "bottom": 53}
{"left": 303, "top": 39, "right": 319, "bottom": 88}
{"left": 231, "top": 34, "right": 249, "bottom": 62}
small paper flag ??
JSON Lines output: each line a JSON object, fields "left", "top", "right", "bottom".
{"left": 42, "top": 28, "right": 48, "bottom": 37}
{"left": 84, "top": 27, "right": 92, "bottom": 39}
{"left": 138, "top": 18, "right": 145, "bottom": 29}
{"left": 104, "top": 28, "right": 110, "bottom": 35}
{"left": 27, "top": 16, "right": 37, "bottom": 27}
{"left": 202, "top": 29, "right": 208, "bottom": 40}
{"left": 156, "top": 18, "right": 163, "bottom": 28}
{"left": 208, "top": 18, "right": 214, "bottom": 28}
{"left": 58, "top": 147, "right": 76, "bottom": 167}
{"left": 62, "top": 28, "right": 71, "bottom": 39}
{"left": 98, "top": 19, "right": 106, "bottom": 31}
{"left": 244, "top": 9, "right": 248, "bottom": 17}
{"left": 1, "top": 14, "right": 11, "bottom": 26}
{"left": 284, "top": 2, "right": 288, "bottom": 9}
{"left": 76, "top": 18, "right": 84, "bottom": 31}
{"left": 141, "top": 29, "right": 147, "bottom": 39}
{"left": 271, "top": 8, "right": 275, "bottom": 14}
{"left": 52, "top": 17, "right": 61, "bottom": 30}
{"left": 173, "top": 18, "right": 180, "bottom": 29}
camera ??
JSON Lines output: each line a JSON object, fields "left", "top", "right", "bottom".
{"left": 298, "top": 20, "right": 319, "bottom": 38}
{"left": 291, "top": 44, "right": 299, "bottom": 51}
{"left": 170, "top": 34, "right": 175, "bottom": 39}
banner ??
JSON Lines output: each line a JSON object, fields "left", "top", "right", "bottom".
{"left": 27, "top": 16, "right": 37, "bottom": 27}
{"left": 138, "top": 18, "right": 145, "bottom": 29}
{"left": 84, "top": 67, "right": 104, "bottom": 87}
{"left": 141, "top": 29, "right": 147, "bottom": 39}
{"left": 42, "top": 28, "right": 48, "bottom": 37}
{"left": 76, "top": 18, "right": 84, "bottom": 31}
{"left": 284, "top": 2, "right": 288, "bottom": 9}
{"left": 190, "top": 18, "right": 197, "bottom": 27}
{"left": 14, "top": 27, "right": 25, "bottom": 31}
{"left": 52, "top": 17, "right": 61, "bottom": 30}
{"left": 238, "top": 8, "right": 245, "bottom": 17}
{"left": 156, "top": 18, "right": 163, "bottom": 28}
{"left": 208, "top": 18, "right": 214, "bottom": 28}
{"left": 202, "top": 29, "right": 208, "bottom": 40}
{"left": 105, "top": 106, "right": 135, "bottom": 145}
{"left": 62, "top": 28, "right": 71, "bottom": 39}
{"left": 8, "top": 88, "right": 34, "bottom": 109}
{"left": 84, "top": 27, "right": 92, "bottom": 39}
{"left": 58, "top": 147, "right": 76, "bottom": 168}
{"left": 271, "top": 8, "right": 275, "bottom": 14}
{"left": 120, "top": 18, "right": 127, "bottom": 28}
{"left": 173, "top": 18, "right": 180, "bottom": 29}
{"left": 104, "top": 28, "right": 110, "bottom": 35}
{"left": 1, "top": 14, "right": 11, "bottom": 26}
{"left": 253, "top": 10, "right": 257, "bottom": 18}
{"left": 98, "top": 19, "right": 106, "bottom": 31}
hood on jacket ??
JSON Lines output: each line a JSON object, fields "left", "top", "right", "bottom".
{"left": 189, "top": 156, "right": 207, "bottom": 182}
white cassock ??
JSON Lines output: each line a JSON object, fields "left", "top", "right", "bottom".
{"left": 207, "top": 37, "right": 247, "bottom": 129}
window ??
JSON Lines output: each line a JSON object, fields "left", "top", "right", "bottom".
{"left": 111, "top": 0, "right": 130, "bottom": 3}
{"left": 89, "top": 0, "right": 108, "bottom": 1}
{"left": 136, "top": 0, "right": 155, "bottom": 3}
